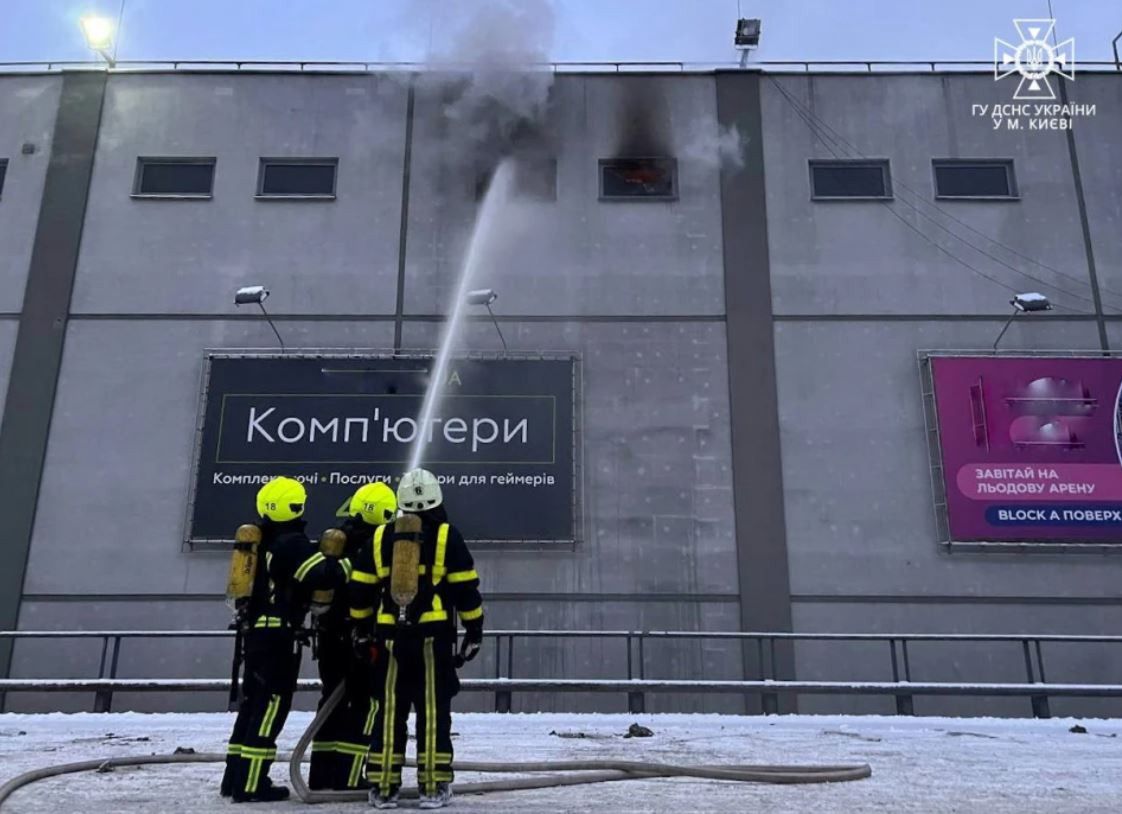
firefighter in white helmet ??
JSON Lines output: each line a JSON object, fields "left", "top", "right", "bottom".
{"left": 348, "top": 468, "right": 484, "bottom": 810}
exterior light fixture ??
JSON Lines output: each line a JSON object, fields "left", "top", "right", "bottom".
{"left": 993, "top": 292, "right": 1053, "bottom": 350}
{"left": 735, "top": 17, "right": 761, "bottom": 67}
{"left": 234, "top": 285, "right": 286, "bottom": 352}
{"left": 466, "top": 288, "right": 507, "bottom": 354}
{"left": 79, "top": 15, "right": 116, "bottom": 67}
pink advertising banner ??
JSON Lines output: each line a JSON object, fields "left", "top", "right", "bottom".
{"left": 929, "top": 355, "right": 1122, "bottom": 543}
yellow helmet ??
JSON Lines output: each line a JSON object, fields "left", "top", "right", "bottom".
{"left": 256, "top": 477, "right": 306, "bottom": 522}
{"left": 349, "top": 482, "right": 397, "bottom": 526}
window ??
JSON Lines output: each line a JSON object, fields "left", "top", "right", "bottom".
{"left": 257, "top": 158, "right": 338, "bottom": 199}
{"left": 933, "top": 159, "right": 1017, "bottom": 200}
{"left": 134, "top": 158, "right": 215, "bottom": 198}
{"left": 809, "top": 159, "right": 891, "bottom": 200}
{"left": 599, "top": 157, "right": 677, "bottom": 201}
{"left": 475, "top": 157, "right": 557, "bottom": 202}
{"left": 0, "top": 159, "right": 6, "bottom": 198}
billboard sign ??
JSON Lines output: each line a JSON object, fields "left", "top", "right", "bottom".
{"left": 187, "top": 354, "right": 578, "bottom": 546}
{"left": 929, "top": 354, "right": 1122, "bottom": 544}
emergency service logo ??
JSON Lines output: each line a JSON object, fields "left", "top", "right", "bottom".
{"left": 994, "top": 19, "right": 1073, "bottom": 101}
{"left": 970, "top": 18, "right": 1096, "bottom": 132}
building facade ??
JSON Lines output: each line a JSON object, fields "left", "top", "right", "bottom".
{"left": 0, "top": 67, "right": 1119, "bottom": 715}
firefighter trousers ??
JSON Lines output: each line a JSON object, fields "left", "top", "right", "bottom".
{"left": 221, "top": 628, "right": 301, "bottom": 798}
{"left": 367, "top": 634, "right": 459, "bottom": 796}
{"left": 309, "top": 626, "right": 380, "bottom": 790}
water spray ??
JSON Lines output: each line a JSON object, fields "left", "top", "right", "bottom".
{"left": 407, "top": 159, "right": 516, "bottom": 472}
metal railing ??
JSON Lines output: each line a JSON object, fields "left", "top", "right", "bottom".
{"left": 4, "top": 629, "right": 1122, "bottom": 717}
{"left": 0, "top": 59, "right": 1119, "bottom": 75}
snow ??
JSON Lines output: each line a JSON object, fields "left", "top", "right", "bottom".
{"left": 2, "top": 711, "right": 1121, "bottom": 813}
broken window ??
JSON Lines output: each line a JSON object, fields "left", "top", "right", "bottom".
{"left": 599, "top": 157, "right": 677, "bottom": 201}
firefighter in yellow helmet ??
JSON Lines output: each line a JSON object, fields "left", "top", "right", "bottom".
{"left": 308, "top": 482, "right": 398, "bottom": 791}
{"left": 221, "top": 477, "right": 346, "bottom": 803}
{"left": 349, "top": 469, "right": 484, "bottom": 810}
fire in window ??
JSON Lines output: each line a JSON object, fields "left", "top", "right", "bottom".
{"left": 599, "top": 157, "right": 677, "bottom": 200}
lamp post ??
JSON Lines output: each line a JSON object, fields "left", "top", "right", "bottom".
{"left": 79, "top": 15, "right": 116, "bottom": 68}
{"left": 992, "top": 292, "right": 1053, "bottom": 351}
{"left": 734, "top": 18, "right": 762, "bottom": 68}
{"left": 235, "top": 286, "right": 286, "bottom": 352}
{"left": 466, "top": 288, "right": 508, "bottom": 354}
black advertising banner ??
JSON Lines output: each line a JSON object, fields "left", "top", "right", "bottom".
{"left": 187, "top": 354, "right": 577, "bottom": 545}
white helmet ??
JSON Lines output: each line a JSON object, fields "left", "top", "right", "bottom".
{"left": 397, "top": 468, "right": 443, "bottom": 512}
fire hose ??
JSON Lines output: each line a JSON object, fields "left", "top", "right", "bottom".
{"left": 291, "top": 684, "right": 872, "bottom": 802}
{"left": 0, "top": 683, "right": 872, "bottom": 810}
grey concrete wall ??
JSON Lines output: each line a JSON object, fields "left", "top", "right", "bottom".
{"left": 1070, "top": 75, "right": 1122, "bottom": 317}
{"left": 9, "top": 71, "right": 742, "bottom": 714}
{"left": 760, "top": 73, "right": 1122, "bottom": 714}
{"left": 0, "top": 75, "right": 61, "bottom": 313}
{"left": 7, "top": 70, "right": 1122, "bottom": 716}
{"left": 404, "top": 74, "right": 726, "bottom": 317}
{"left": 71, "top": 73, "right": 408, "bottom": 316}
{"left": 10, "top": 316, "right": 741, "bottom": 712}
{"left": 762, "top": 74, "right": 1101, "bottom": 317}
{"left": 0, "top": 321, "right": 18, "bottom": 425}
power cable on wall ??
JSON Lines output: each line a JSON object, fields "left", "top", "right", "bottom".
{"left": 765, "top": 77, "right": 1103, "bottom": 315}
{"left": 767, "top": 77, "right": 1105, "bottom": 310}
{"left": 772, "top": 88, "right": 1084, "bottom": 312}
{"left": 113, "top": 0, "right": 126, "bottom": 63}
{"left": 766, "top": 75, "right": 1122, "bottom": 306}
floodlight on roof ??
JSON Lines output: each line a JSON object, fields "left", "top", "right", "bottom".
{"left": 735, "top": 18, "right": 761, "bottom": 48}
{"left": 79, "top": 15, "right": 116, "bottom": 66}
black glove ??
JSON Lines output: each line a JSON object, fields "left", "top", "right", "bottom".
{"left": 456, "top": 622, "right": 483, "bottom": 667}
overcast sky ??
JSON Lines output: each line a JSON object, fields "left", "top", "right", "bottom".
{"left": 1, "top": 0, "right": 1119, "bottom": 66}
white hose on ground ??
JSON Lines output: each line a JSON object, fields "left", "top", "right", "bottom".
{"left": 0, "top": 686, "right": 872, "bottom": 810}
{"left": 289, "top": 684, "right": 873, "bottom": 803}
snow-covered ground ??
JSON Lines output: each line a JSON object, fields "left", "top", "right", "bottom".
{"left": 2, "top": 711, "right": 1121, "bottom": 813}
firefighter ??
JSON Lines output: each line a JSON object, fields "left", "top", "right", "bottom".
{"left": 221, "top": 476, "right": 347, "bottom": 803}
{"left": 349, "top": 468, "right": 484, "bottom": 810}
{"left": 308, "top": 482, "right": 399, "bottom": 791}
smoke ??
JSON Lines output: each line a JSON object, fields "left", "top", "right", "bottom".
{"left": 613, "top": 81, "right": 673, "bottom": 157}
{"left": 680, "top": 123, "right": 748, "bottom": 171}
{"left": 610, "top": 77, "right": 747, "bottom": 173}
{"left": 428, "top": 0, "right": 557, "bottom": 159}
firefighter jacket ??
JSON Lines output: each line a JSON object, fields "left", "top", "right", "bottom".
{"left": 348, "top": 515, "right": 484, "bottom": 638}
{"left": 247, "top": 518, "right": 346, "bottom": 630}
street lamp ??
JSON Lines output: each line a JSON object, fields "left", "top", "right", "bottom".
{"left": 734, "top": 17, "right": 762, "bottom": 68}
{"left": 992, "top": 292, "right": 1053, "bottom": 350}
{"left": 79, "top": 15, "right": 116, "bottom": 67}
{"left": 466, "top": 288, "right": 508, "bottom": 354}
{"left": 234, "top": 285, "right": 286, "bottom": 352}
